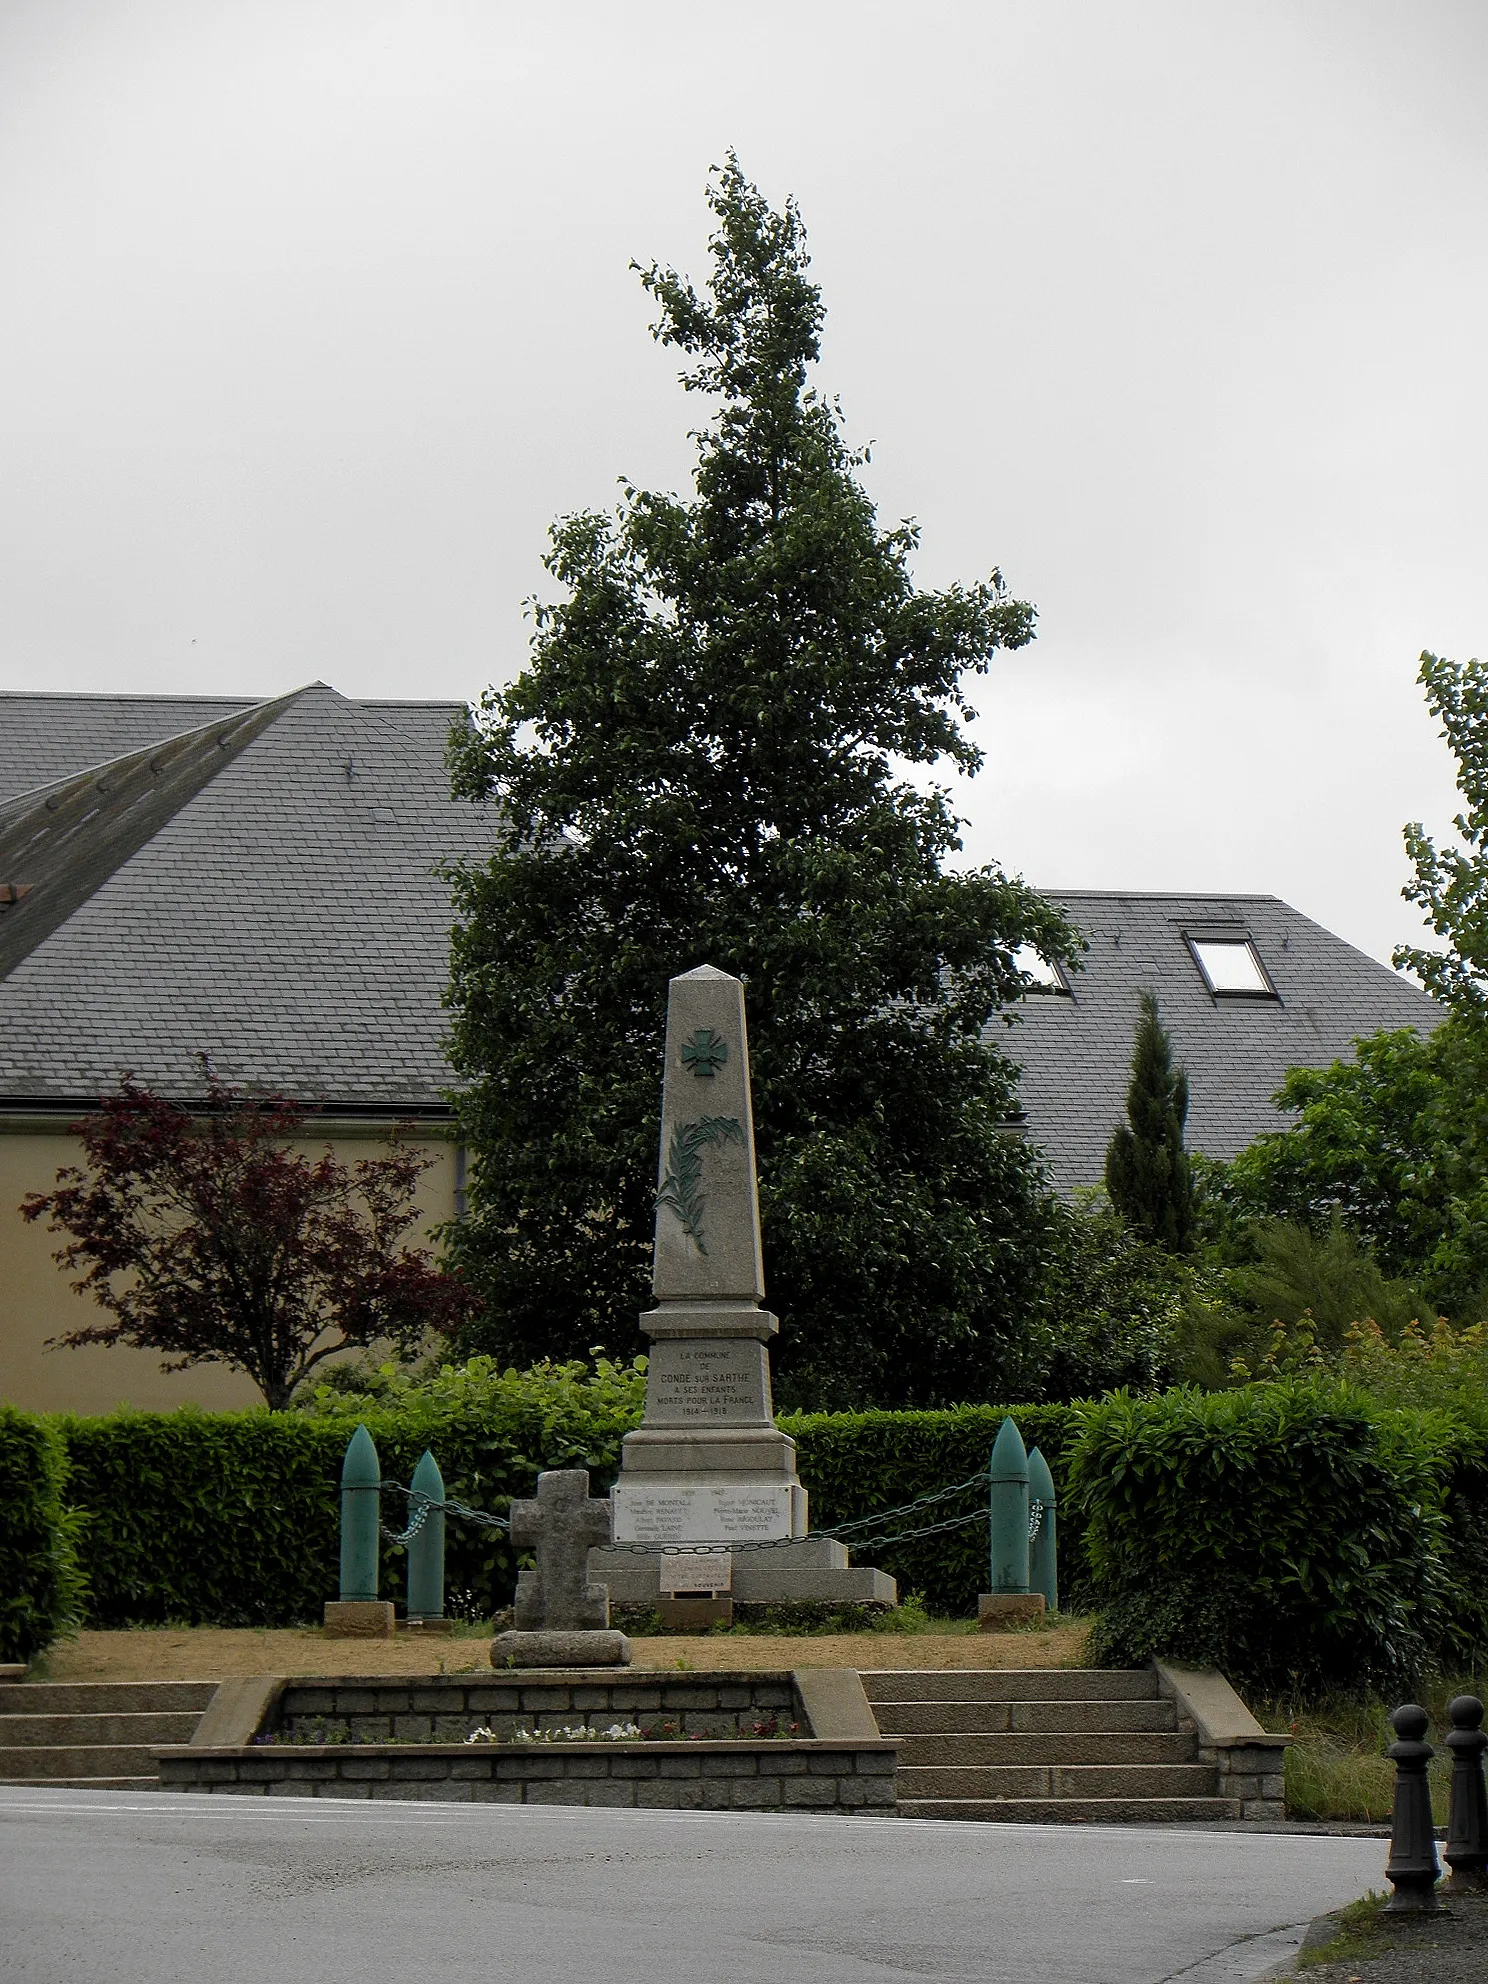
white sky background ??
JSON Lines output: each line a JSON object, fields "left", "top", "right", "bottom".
{"left": 3, "top": 0, "right": 1486, "bottom": 968}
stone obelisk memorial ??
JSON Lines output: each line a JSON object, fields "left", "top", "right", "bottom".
{"left": 591, "top": 965, "right": 895, "bottom": 1607}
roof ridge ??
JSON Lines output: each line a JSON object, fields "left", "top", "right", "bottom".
{"left": 0, "top": 690, "right": 306, "bottom": 983}
{"left": 0, "top": 687, "right": 310, "bottom": 815}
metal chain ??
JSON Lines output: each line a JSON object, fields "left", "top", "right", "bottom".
{"left": 373, "top": 1474, "right": 1041, "bottom": 1557}
{"left": 378, "top": 1481, "right": 510, "bottom": 1540}
{"left": 818, "top": 1472, "right": 989, "bottom": 1536}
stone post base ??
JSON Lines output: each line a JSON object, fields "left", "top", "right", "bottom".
{"left": 491, "top": 1629, "right": 632, "bottom": 1668}
{"left": 400, "top": 1617, "right": 455, "bottom": 1636}
{"left": 977, "top": 1592, "right": 1046, "bottom": 1631}
{"left": 323, "top": 1600, "right": 396, "bottom": 1638}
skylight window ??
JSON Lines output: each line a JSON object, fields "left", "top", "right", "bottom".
{"left": 1013, "top": 945, "right": 1070, "bottom": 995}
{"left": 1187, "top": 936, "right": 1276, "bottom": 999}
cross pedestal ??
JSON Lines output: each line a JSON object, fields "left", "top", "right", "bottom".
{"left": 490, "top": 1468, "right": 631, "bottom": 1669}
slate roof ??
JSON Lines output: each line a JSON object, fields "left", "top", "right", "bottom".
{"left": 1001, "top": 890, "right": 1444, "bottom": 1188}
{"left": 0, "top": 693, "right": 256, "bottom": 805}
{"left": 0, "top": 685, "right": 496, "bottom": 1111}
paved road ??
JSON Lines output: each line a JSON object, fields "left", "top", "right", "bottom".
{"left": 0, "top": 1788, "right": 1384, "bottom": 1984}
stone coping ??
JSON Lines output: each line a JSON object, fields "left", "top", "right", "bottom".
{"left": 163, "top": 1739, "right": 895, "bottom": 1760}
{"left": 1153, "top": 1663, "right": 1292, "bottom": 1751}
{"left": 170, "top": 1666, "right": 885, "bottom": 1751}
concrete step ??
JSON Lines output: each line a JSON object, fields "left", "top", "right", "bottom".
{"left": 2, "top": 1683, "right": 217, "bottom": 1716}
{"left": 893, "top": 1732, "right": 1198, "bottom": 1769}
{"left": 899, "top": 1796, "right": 1239, "bottom": 1824}
{"left": 0, "top": 1776, "right": 159, "bottom": 1791}
{"left": 897, "top": 1763, "right": 1220, "bottom": 1801}
{"left": 0, "top": 1713, "right": 201, "bottom": 1747}
{"left": 861, "top": 1669, "right": 1157, "bottom": 1704}
{"left": 873, "top": 1699, "right": 1178, "bottom": 1736}
{"left": 0, "top": 1745, "right": 165, "bottom": 1780}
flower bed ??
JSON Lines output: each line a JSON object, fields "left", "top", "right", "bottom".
{"left": 155, "top": 1668, "right": 897, "bottom": 1812}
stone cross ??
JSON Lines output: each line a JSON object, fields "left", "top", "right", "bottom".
{"left": 509, "top": 1469, "right": 615, "bottom": 1631}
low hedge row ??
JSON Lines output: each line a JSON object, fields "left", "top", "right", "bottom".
{"left": 5, "top": 1378, "right": 1485, "bottom": 1696}
{"left": 0, "top": 1405, "right": 85, "bottom": 1663}
{"left": 10, "top": 1395, "right": 1066, "bottom": 1630}
{"left": 783, "top": 1405, "right": 1081, "bottom": 1616}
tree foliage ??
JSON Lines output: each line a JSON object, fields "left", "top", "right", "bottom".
{"left": 1397, "top": 649, "right": 1488, "bottom": 1009}
{"left": 1217, "top": 1020, "right": 1488, "bottom": 1320}
{"left": 443, "top": 157, "right": 1076, "bottom": 1408}
{"left": 22, "top": 1070, "right": 478, "bottom": 1410}
{"left": 1104, "top": 991, "right": 1195, "bottom": 1251}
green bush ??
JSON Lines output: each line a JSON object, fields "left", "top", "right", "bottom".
{"left": 1069, "top": 1381, "right": 1463, "bottom": 1694}
{"left": 0, "top": 1406, "right": 86, "bottom": 1663}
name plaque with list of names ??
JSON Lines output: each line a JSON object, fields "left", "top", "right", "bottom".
{"left": 611, "top": 1479, "right": 793, "bottom": 1545}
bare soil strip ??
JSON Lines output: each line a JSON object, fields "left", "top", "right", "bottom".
{"left": 27, "top": 1621, "right": 1090, "bottom": 1683}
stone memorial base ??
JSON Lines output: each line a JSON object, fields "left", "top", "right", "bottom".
{"left": 978, "top": 1592, "right": 1046, "bottom": 1631}
{"left": 656, "top": 1597, "right": 734, "bottom": 1630}
{"left": 593, "top": 1534, "right": 895, "bottom": 1606}
{"left": 491, "top": 1629, "right": 632, "bottom": 1668}
{"left": 322, "top": 1600, "right": 396, "bottom": 1638}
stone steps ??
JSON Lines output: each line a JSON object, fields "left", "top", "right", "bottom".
{"left": 896, "top": 1762, "right": 1221, "bottom": 1800}
{"left": 894, "top": 1731, "right": 1197, "bottom": 1768}
{"left": 899, "top": 1796, "right": 1238, "bottom": 1825}
{"left": 0, "top": 1713, "right": 202, "bottom": 1747}
{"left": 874, "top": 1699, "right": 1177, "bottom": 1735}
{"left": 860, "top": 1669, "right": 1238, "bottom": 1824}
{"left": 862, "top": 1668, "right": 1157, "bottom": 1703}
{"left": 0, "top": 1682, "right": 216, "bottom": 1788}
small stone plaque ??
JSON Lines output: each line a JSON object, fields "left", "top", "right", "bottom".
{"left": 659, "top": 1548, "right": 733, "bottom": 1595}
{"left": 646, "top": 1338, "right": 770, "bottom": 1425}
{"left": 612, "top": 1480, "right": 793, "bottom": 1544}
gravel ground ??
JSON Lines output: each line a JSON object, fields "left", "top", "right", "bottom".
{"left": 24, "top": 1621, "right": 1090, "bottom": 1682}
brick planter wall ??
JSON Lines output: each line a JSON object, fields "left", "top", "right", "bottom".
{"left": 154, "top": 1669, "right": 898, "bottom": 1813}
{"left": 275, "top": 1670, "right": 801, "bottom": 1743}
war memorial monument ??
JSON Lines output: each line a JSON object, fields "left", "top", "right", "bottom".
{"left": 589, "top": 964, "right": 895, "bottom": 1609}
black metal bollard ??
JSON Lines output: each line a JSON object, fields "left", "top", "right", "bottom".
{"left": 1445, "top": 1694, "right": 1488, "bottom": 1895}
{"left": 1385, "top": 1704, "right": 1444, "bottom": 1914}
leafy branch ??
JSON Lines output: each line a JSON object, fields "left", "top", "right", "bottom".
{"left": 656, "top": 1116, "right": 745, "bottom": 1255}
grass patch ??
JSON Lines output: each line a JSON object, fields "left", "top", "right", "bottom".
{"left": 1292, "top": 1890, "right": 1386, "bottom": 1971}
{"left": 1257, "top": 1677, "right": 1486, "bottom": 1823}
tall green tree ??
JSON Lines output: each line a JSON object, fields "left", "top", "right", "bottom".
{"left": 1105, "top": 991, "right": 1195, "bottom": 1251}
{"left": 1398, "top": 649, "right": 1488, "bottom": 1009}
{"left": 443, "top": 157, "right": 1076, "bottom": 1409}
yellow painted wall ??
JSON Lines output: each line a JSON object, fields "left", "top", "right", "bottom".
{"left": 0, "top": 1123, "right": 460, "bottom": 1414}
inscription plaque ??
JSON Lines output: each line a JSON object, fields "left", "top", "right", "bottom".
{"left": 646, "top": 1338, "right": 770, "bottom": 1426}
{"left": 612, "top": 1479, "right": 793, "bottom": 1544}
{"left": 659, "top": 1549, "right": 733, "bottom": 1595}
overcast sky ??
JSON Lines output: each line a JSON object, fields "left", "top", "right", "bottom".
{"left": 4, "top": 1, "right": 1486, "bottom": 967}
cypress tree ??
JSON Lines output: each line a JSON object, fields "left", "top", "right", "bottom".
{"left": 1105, "top": 991, "right": 1195, "bottom": 1251}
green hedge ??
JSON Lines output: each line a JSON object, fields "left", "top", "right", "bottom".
{"left": 0, "top": 1406, "right": 85, "bottom": 1663}
{"left": 26, "top": 1390, "right": 1066, "bottom": 1629}
{"left": 12, "top": 1375, "right": 1483, "bottom": 1699}
{"left": 1069, "top": 1381, "right": 1472, "bottom": 1694}
{"left": 61, "top": 1391, "right": 641, "bottom": 1629}
{"left": 785, "top": 1405, "right": 1079, "bottom": 1616}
